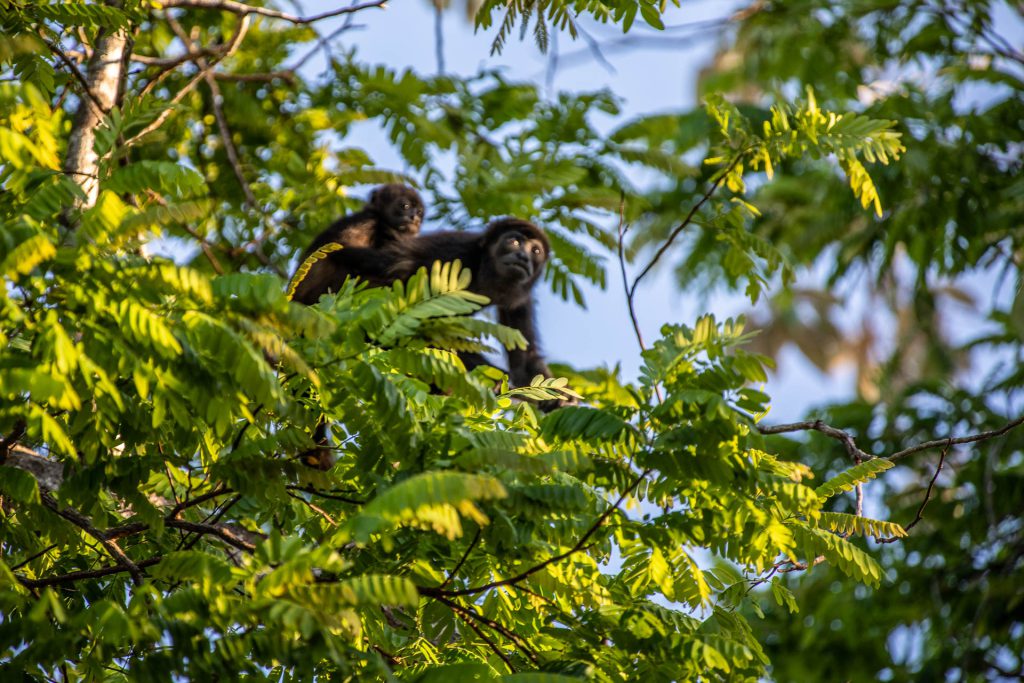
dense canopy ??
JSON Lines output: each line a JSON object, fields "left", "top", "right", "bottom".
{"left": 1, "top": 1, "right": 1021, "bottom": 681}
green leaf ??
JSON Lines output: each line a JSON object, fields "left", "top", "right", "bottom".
{"left": 814, "top": 458, "right": 894, "bottom": 499}
{"left": 297, "top": 574, "right": 420, "bottom": 608}
{"left": 818, "top": 511, "right": 907, "bottom": 540}
{"left": 0, "top": 466, "right": 41, "bottom": 504}
{"left": 541, "top": 406, "right": 635, "bottom": 442}
{"left": 346, "top": 472, "right": 508, "bottom": 541}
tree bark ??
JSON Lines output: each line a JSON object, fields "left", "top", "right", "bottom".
{"left": 63, "top": 16, "right": 132, "bottom": 208}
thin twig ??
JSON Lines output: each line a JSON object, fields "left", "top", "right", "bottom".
{"left": 567, "top": 14, "right": 616, "bottom": 74}
{"left": 617, "top": 196, "right": 663, "bottom": 402}
{"left": 617, "top": 195, "right": 645, "bottom": 351}
{"left": 628, "top": 153, "right": 746, "bottom": 300}
{"left": 888, "top": 415, "right": 1024, "bottom": 461}
{"left": 438, "top": 527, "right": 481, "bottom": 589}
{"left": 166, "top": 13, "right": 258, "bottom": 209}
{"left": 162, "top": 0, "right": 388, "bottom": 24}
{"left": 287, "top": 491, "right": 337, "bottom": 526}
{"left": 777, "top": 555, "right": 826, "bottom": 573}
{"left": 854, "top": 455, "right": 864, "bottom": 518}
{"left": 10, "top": 543, "right": 59, "bottom": 571}
{"left": 904, "top": 439, "right": 950, "bottom": 531}
{"left": 42, "top": 38, "right": 107, "bottom": 116}
{"left": 423, "top": 469, "right": 651, "bottom": 598}
{"left": 124, "top": 14, "right": 251, "bottom": 149}
{"left": 286, "top": 8, "right": 365, "bottom": 72}
{"left": 180, "top": 493, "right": 244, "bottom": 551}
{"left": 758, "top": 414, "right": 1024, "bottom": 501}
{"left": 437, "top": 595, "right": 538, "bottom": 665}
{"left": 168, "top": 486, "right": 234, "bottom": 517}
{"left": 544, "top": 25, "right": 559, "bottom": 95}
{"left": 540, "top": 16, "right": 730, "bottom": 73}
{"left": 159, "top": 14, "right": 287, "bottom": 278}
{"left": 433, "top": 1, "right": 445, "bottom": 75}
{"left": 213, "top": 70, "right": 296, "bottom": 83}
{"left": 205, "top": 72, "right": 258, "bottom": 207}
{"left": 453, "top": 608, "right": 515, "bottom": 672}
{"left": 286, "top": 485, "right": 364, "bottom": 505}
{"left": 131, "top": 46, "right": 226, "bottom": 69}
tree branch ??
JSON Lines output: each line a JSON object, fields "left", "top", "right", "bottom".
{"left": 452, "top": 608, "right": 515, "bottom": 673}
{"left": 905, "top": 439, "right": 949, "bottom": 531}
{"left": 887, "top": 415, "right": 1024, "bottom": 461}
{"left": 162, "top": 0, "right": 388, "bottom": 24}
{"left": 757, "top": 414, "right": 1024, "bottom": 465}
{"left": 40, "top": 493, "right": 144, "bottom": 585}
{"left": 628, "top": 153, "right": 745, "bottom": 300}
{"left": 434, "top": 594, "right": 539, "bottom": 666}
{"left": 423, "top": 469, "right": 651, "bottom": 598}
{"left": 757, "top": 419, "right": 872, "bottom": 461}
{"left": 166, "top": 519, "right": 256, "bottom": 553}
{"left": 124, "top": 14, "right": 251, "bottom": 149}
{"left": 17, "top": 557, "right": 164, "bottom": 590}
{"left": 181, "top": 493, "right": 245, "bottom": 550}
{"left": 438, "top": 527, "right": 481, "bottom": 590}
{"left": 0, "top": 418, "right": 26, "bottom": 464}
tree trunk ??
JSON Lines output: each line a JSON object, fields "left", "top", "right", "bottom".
{"left": 63, "top": 20, "right": 131, "bottom": 208}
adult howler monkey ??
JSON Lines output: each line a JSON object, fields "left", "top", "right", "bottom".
{"left": 290, "top": 183, "right": 424, "bottom": 304}
{"left": 327, "top": 217, "right": 556, "bottom": 389}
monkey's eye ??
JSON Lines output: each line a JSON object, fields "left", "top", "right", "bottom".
{"left": 509, "top": 237, "right": 520, "bottom": 247}
{"left": 402, "top": 203, "right": 410, "bottom": 210}
{"left": 532, "top": 246, "right": 541, "bottom": 255}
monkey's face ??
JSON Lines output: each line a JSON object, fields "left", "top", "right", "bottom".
{"left": 491, "top": 230, "right": 547, "bottom": 283}
{"left": 371, "top": 184, "right": 425, "bottom": 236}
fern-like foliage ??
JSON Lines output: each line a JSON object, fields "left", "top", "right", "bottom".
{"left": 789, "top": 525, "right": 885, "bottom": 587}
{"left": 476, "top": 0, "right": 677, "bottom": 54}
{"left": 814, "top": 458, "right": 894, "bottom": 499}
{"left": 818, "top": 511, "right": 907, "bottom": 540}
{"left": 370, "top": 261, "right": 490, "bottom": 346}
{"left": 346, "top": 472, "right": 508, "bottom": 541}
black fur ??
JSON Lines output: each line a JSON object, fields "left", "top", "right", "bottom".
{"left": 290, "top": 184, "right": 424, "bottom": 304}
{"left": 328, "top": 217, "right": 554, "bottom": 387}
{"left": 293, "top": 184, "right": 424, "bottom": 469}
